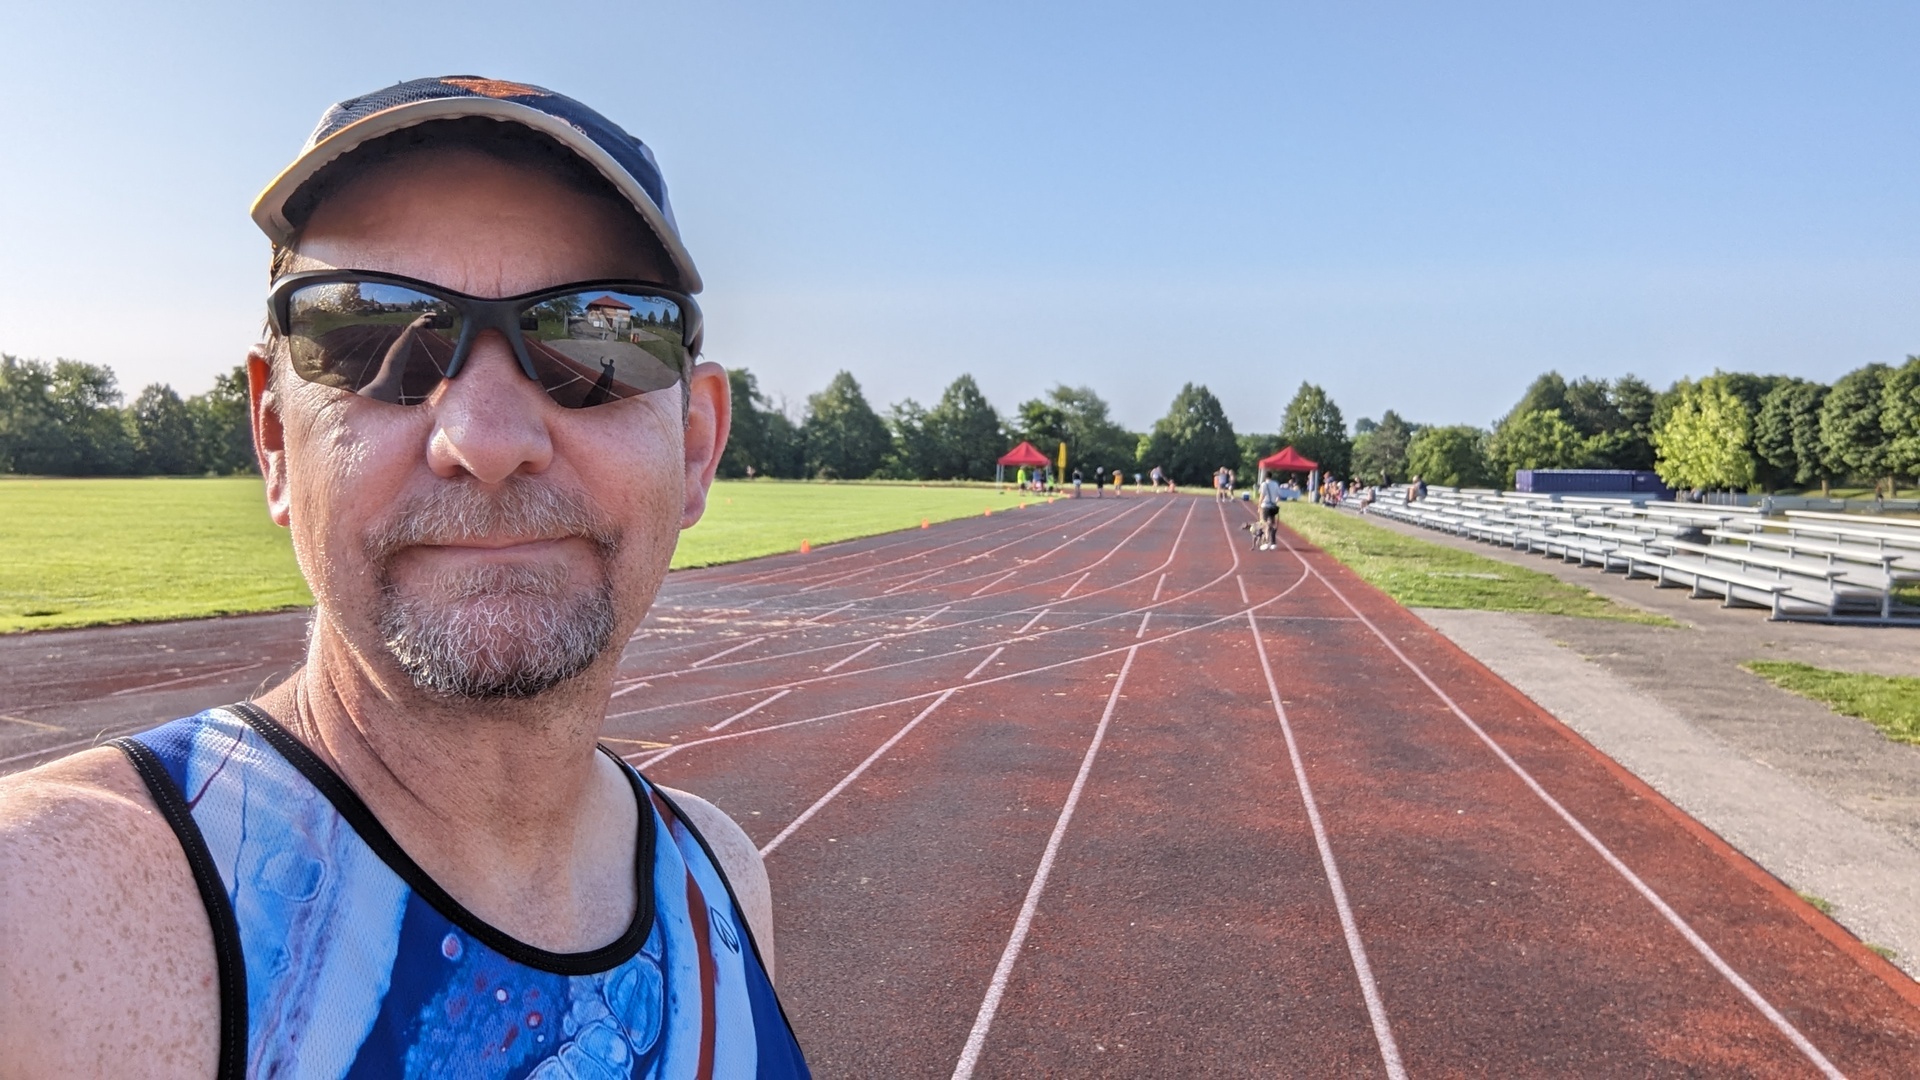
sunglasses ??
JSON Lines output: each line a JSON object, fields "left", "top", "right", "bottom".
{"left": 267, "top": 270, "right": 702, "bottom": 409}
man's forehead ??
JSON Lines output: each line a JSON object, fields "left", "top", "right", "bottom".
{"left": 286, "top": 147, "right": 671, "bottom": 288}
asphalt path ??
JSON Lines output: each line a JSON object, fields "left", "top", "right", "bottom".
{"left": 5, "top": 494, "right": 1919, "bottom": 1076}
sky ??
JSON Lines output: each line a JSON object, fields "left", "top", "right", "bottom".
{"left": 2, "top": 1, "right": 1916, "bottom": 433}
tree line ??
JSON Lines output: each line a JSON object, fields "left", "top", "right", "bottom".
{"left": 7, "top": 350, "right": 1916, "bottom": 495}
{"left": 721, "top": 368, "right": 1353, "bottom": 487}
{"left": 1367, "top": 358, "right": 1920, "bottom": 495}
{"left": 0, "top": 356, "right": 254, "bottom": 476}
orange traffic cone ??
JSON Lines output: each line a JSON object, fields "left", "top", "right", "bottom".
{"left": 800, "top": 539, "right": 811, "bottom": 553}
{"left": 921, "top": 519, "right": 929, "bottom": 529}
{"left": 984, "top": 508, "right": 992, "bottom": 517}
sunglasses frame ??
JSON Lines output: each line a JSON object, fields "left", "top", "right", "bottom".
{"left": 266, "top": 269, "right": 703, "bottom": 404}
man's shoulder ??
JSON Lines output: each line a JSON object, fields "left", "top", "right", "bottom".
{"left": 655, "top": 785, "right": 776, "bottom": 979}
{"left": 0, "top": 745, "right": 197, "bottom": 933}
{"left": 0, "top": 746, "right": 220, "bottom": 1073}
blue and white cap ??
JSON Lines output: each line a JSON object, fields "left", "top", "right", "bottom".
{"left": 251, "top": 76, "right": 701, "bottom": 293}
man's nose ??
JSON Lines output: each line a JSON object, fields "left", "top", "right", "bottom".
{"left": 425, "top": 330, "right": 555, "bottom": 483}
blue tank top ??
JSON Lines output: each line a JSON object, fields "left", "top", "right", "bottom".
{"left": 116, "top": 704, "right": 809, "bottom": 1079}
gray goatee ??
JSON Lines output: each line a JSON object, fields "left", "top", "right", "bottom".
{"left": 365, "top": 478, "right": 621, "bottom": 700}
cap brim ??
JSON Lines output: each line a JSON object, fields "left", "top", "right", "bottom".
{"left": 250, "top": 96, "right": 702, "bottom": 294}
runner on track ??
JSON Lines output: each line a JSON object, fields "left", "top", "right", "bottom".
{"left": 1072, "top": 467, "right": 1083, "bottom": 497}
{"left": 0, "top": 76, "right": 809, "bottom": 1077}
{"left": 1257, "top": 472, "right": 1285, "bottom": 550}
{"left": 1094, "top": 465, "right": 1106, "bottom": 497}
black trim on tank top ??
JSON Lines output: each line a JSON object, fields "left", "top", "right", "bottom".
{"left": 111, "top": 736, "right": 249, "bottom": 1080}
{"left": 648, "top": 781, "right": 808, "bottom": 1048}
{"left": 225, "top": 701, "right": 656, "bottom": 976}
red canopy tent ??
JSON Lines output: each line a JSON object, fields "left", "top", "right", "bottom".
{"left": 997, "top": 440, "right": 1052, "bottom": 487}
{"left": 998, "top": 441, "right": 1051, "bottom": 467}
{"left": 1258, "top": 446, "right": 1317, "bottom": 472}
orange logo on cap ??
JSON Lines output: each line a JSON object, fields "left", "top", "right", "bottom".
{"left": 442, "top": 77, "right": 546, "bottom": 99}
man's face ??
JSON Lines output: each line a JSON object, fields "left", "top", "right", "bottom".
{"left": 253, "top": 148, "right": 725, "bottom": 701}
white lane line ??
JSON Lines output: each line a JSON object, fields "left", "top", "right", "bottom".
{"left": 624, "top": 534, "right": 1313, "bottom": 772}
{"left": 1295, "top": 553, "right": 1846, "bottom": 1080}
{"left": 1152, "top": 573, "right": 1166, "bottom": 601}
{"left": 1135, "top": 611, "right": 1151, "bottom": 638}
{"left": 951, "top": 646, "right": 1139, "bottom": 1080}
{"left": 909, "top": 605, "right": 952, "bottom": 628}
{"left": 0, "top": 713, "right": 63, "bottom": 732}
{"left": 759, "top": 689, "right": 959, "bottom": 858}
{"left": 1060, "top": 572, "right": 1091, "bottom": 599}
{"left": 688, "top": 636, "right": 765, "bottom": 669}
{"left": 969, "top": 569, "right": 1018, "bottom": 597}
{"left": 106, "top": 661, "right": 264, "bottom": 698}
{"left": 615, "top": 501, "right": 1218, "bottom": 725}
{"left": 803, "top": 601, "right": 857, "bottom": 625}
{"left": 1237, "top": 575, "right": 1250, "bottom": 604}
{"left": 1247, "top": 611, "right": 1406, "bottom": 1078}
{"left": 617, "top": 501, "right": 1177, "bottom": 690}
{"left": 706, "top": 688, "right": 793, "bottom": 732}
{"left": 609, "top": 680, "right": 652, "bottom": 699}
{"left": 964, "top": 646, "right": 1004, "bottom": 681}
{"left": 1015, "top": 608, "right": 1050, "bottom": 634}
{"left": 821, "top": 640, "right": 884, "bottom": 674}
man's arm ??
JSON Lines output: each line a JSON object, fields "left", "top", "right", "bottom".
{"left": 657, "top": 786, "right": 776, "bottom": 983}
{"left": 0, "top": 748, "right": 220, "bottom": 1078}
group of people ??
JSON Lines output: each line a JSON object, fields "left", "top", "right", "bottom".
{"left": 1064, "top": 465, "right": 1131, "bottom": 497}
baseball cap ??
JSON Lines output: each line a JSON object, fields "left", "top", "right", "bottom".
{"left": 251, "top": 76, "right": 700, "bottom": 293}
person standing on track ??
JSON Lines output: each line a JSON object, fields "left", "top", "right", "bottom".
{"left": 1257, "top": 472, "right": 1285, "bottom": 550}
{"left": 1093, "top": 465, "right": 1106, "bottom": 497}
{"left": 0, "top": 76, "right": 809, "bottom": 1077}
{"left": 1071, "top": 466, "right": 1083, "bottom": 497}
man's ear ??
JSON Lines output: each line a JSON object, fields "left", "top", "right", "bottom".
{"left": 247, "top": 348, "right": 292, "bottom": 528}
{"left": 680, "top": 361, "right": 732, "bottom": 530}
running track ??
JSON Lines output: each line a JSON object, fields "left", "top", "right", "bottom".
{"left": 4, "top": 496, "right": 1919, "bottom": 1075}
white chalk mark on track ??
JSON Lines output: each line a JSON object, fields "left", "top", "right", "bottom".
{"left": 1135, "top": 611, "right": 1151, "bottom": 639}
{"left": 909, "top": 606, "right": 951, "bottom": 628}
{"left": 822, "top": 640, "right": 884, "bottom": 674}
{"left": 803, "top": 601, "right": 856, "bottom": 625}
{"left": 1247, "top": 610, "right": 1406, "bottom": 1079}
{"left": 1152, "top": 573, "right": 1166, "bottom": 601}
{"left": 1060, "top": 572, "right": 1090, "bottom": 599}
{"left": 1016, "top": 608, "right": 1050, "bottom": 634}
{"left": 689, "top": 637, "right": 764, "bottom": 669}
{"left": 1237, "top": 575, "right": 1250, "bottom": 604}
{"left": 759, "top": 689, "right": 958, "bottom": 858}
{"left": 951, "top": 646, "right": 1139, "bottom": 1079}
{"left": 707, "top": 688, "right": 792, "bottom": 732}
{"left": 969, "top": 569, "right": 1018, "bottom": 597}
{"left": 964, "top": 647, "right": 1004, "bottom": 681}
{"left": 108, "top": 661, "right": 263, "bottom": 697}
{"left": 1290, "top": 535, "right": 1846, "bottom": 1080}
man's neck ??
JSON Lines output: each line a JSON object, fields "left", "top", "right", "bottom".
{"left": 251, "top": 623, "right": 638, "bottom": 952}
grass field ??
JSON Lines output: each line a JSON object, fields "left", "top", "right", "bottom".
{"left": 0, "top": 477, "right": 1053, "bottom": 633}
{"left": 1276, "top": 502, "right": 1670, "bottom": 623}
{"left": 1742, "top": 660, "right": 1920, "bottom": 746}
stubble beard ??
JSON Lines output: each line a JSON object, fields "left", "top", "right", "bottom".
{"left": 366, "top": 479, "right": 622, "bottom": 701}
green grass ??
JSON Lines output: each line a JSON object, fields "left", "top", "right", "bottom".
{"left": 1795, "top": 890, "right": 1835, "bottom": 915}
{"left": 0, "top": 476, "right": 1056, "bottom": 633}
{"left": 674, "top": 480, "right": 1055, "bottom": 569}
{"left": 1741, "top": 660, "right": 1920, "bottom": 746}
{"left": 1275, "top": 502, "right": 1672, "bottom": 623}
{"left": 0, "top": 476, "right": 313, "bottom": 633}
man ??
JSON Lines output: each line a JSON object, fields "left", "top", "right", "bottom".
{"left": 0, "top": 77, "right": 809, "bottom": 1077}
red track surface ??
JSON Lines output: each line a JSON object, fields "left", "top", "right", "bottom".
{"left": 614, "top": 496, "right": 1920, "bottom": 1077}
{"left": 6, "top": 495, "right": 1919, "bottom": 1074}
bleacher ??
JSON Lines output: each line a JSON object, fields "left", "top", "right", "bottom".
{"left": 1348, "top": 486, "right": 1920, "bottom": 624}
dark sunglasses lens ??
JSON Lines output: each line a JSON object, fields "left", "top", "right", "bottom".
{"left": 520, "top": 291, "right": 690, "bottom": 408}
{"left": 285, "top": 282, "right": 464, "bottom": 405}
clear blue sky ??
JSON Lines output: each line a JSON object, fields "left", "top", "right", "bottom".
{"left": 2, "top": 1, "right": 1915, "bottom": 433}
